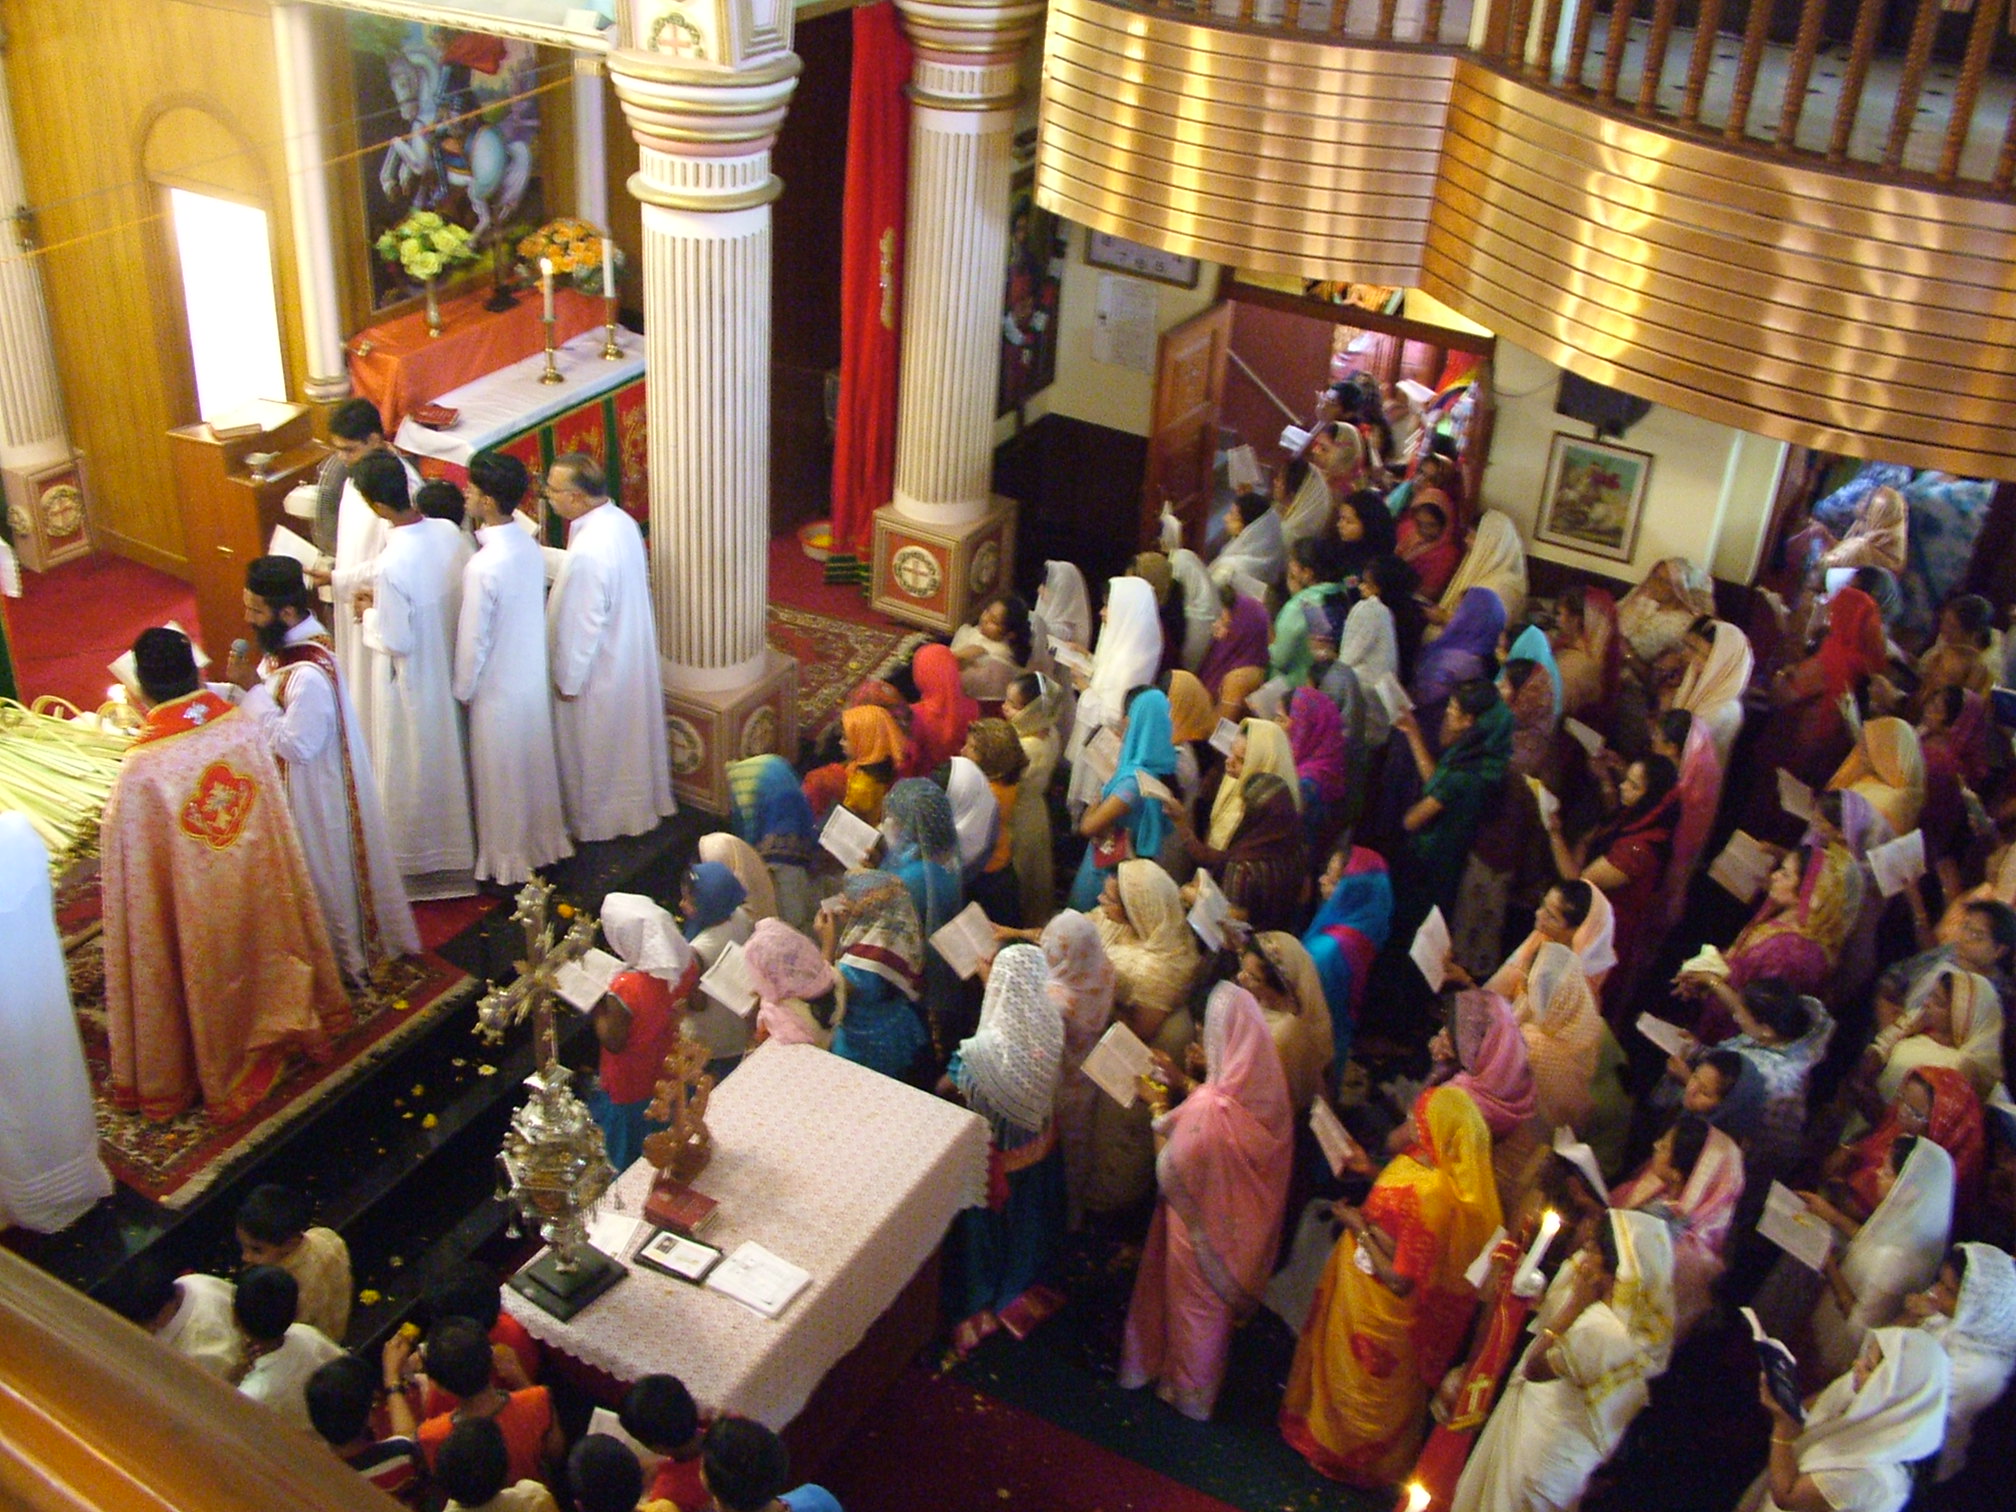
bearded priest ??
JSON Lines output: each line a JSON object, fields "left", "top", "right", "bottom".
{"left": 100, "top": 629, "right": 350, "bottom": 1124}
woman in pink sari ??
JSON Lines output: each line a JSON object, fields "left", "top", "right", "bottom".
{"left": 1551, "top": 584, "right": 1622, "bottom": 727}
{"left": 1419, "top": 990, "right": 1540, "bottom": 1212}
{"left": 1039, "top": 910, "right": 1116, "bottom": 1226}
{"left": 1611, "top": 1112, "right": 1745, "bottom": 1341}
{"left": 1119, "top": 981, "right": 1293, "bottom": 1420}
{"left": 1662, "top": 712, "right": 1724, "bottom": 930}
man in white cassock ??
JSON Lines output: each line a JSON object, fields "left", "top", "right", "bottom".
{"left": 545, "top": 452, "right": 675, "bottom": 841}
{"left": 0, "top": 813, "right": 113, "bottom": 1234}
{"left": 456, "top": 452, "right": 573, "bottom": 884}
{"left": 223, "top": 554, "right": 420, "bottom": 979}
{"left": 353, "top": 451, "right": 477, "bottom": 899}
{"left": 317, "top": 399, "right": 420, "bottom": 738}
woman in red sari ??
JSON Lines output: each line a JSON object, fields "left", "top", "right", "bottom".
{"left": 1747, "top": 586, "right": 1889, "bottom": 835}
{"left": 906, "top": 644, "right": 979, "bottom": 776}
{"left": 1545, "top": 754, "right": 1681, "bottom": 1022}
{"left": 1819, "top": 1065, "right": 1984, "bottom": 1221}
{"left": 1398, "top": 493, "right": 1464, "bottom": 603}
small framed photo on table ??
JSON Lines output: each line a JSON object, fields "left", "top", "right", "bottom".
{"left": 1534, "top": 433, "right": 1653, "bottom": 563}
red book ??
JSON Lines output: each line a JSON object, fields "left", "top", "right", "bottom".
{"left": 644, "top": 1179, "right": 719, "bottom": 1237}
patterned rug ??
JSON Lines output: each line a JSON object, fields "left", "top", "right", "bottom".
{"left": 767, "top": 602, "right": 925, "bottom": 743}
{"left": 63, "top": 896, "right": 478, "bottom": 1209}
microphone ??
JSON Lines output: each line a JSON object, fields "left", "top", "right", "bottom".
{"left": 230, "top": 637, "right": 252, "bottom": 661}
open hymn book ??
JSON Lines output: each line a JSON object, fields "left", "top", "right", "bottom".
{"left": 554, "top": 947, "right": 625, "bottom": 1013}
{"left": 699, "top": 940, "right": 760, "bottom": 1019}
{"left": 1082, "top": 1021, "right": 1156, "bottom": 1108}
{"left": 819, "top": 804, "right": 880, "bottom": 870}
{"left": 109, "top": 620, "right": 210, "bottom": 696}
{"left": 1309, "top": 1098, "right": 1364, "bottom": 1178}
{"left": 928, "top": 902, "right": 998, "bottom": 981}
{"left": 1758, "top": 1182, "right": 1835, "bottom": 1271}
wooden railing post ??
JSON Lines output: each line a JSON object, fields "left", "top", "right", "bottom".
{"left": 1565, "top": 0, "right": 1602, "bottom": 91}
{"left": 1679, "top": 0, "right": 1725, "bottom": 125}
{"left": 1882, "top": 0, "right": 1943, "bottom": 169}
{"left": 1639, "top": 0, "right": 1682, "bottom": 113}
{"left": 1535, "top": 0, "right": 1566, "bottom": 75}
{"left": 1727, "top": 0, "right": 1776, "bottom": 141}
{"left": 1377, "top": 0, "right": 1401, "bottom": 40}
{"left": 1598, "top": 0, "right": 1638, "bottom": 104}
{"left": 1827, "top": 0, "right": 1885, "bottom": 161}
{"left": 1424, "top": 0, "right": 1448, "bottom": 42}
{"left": 1939, "top": 0, "right": 2005, "bottom": 181}
{"left": 1774, "top": 0, "right": 1828, "bottom": 151}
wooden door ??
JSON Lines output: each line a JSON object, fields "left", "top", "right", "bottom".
{"left": 1142, "top": 302, "right": 1231, "bottom": 552}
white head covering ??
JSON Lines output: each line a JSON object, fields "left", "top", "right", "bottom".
{"left": 1170, "top": 548, "right": 1219, "bottom": 671}
{"left": 1087, "top": 576, "right": 1164, "bottom": 706}
{"left": 1673, "top": 620, "right": 1754, "bottom": 766}
{"left": 1036, "top": 560, "right": 1093, "bottom": 650}
{"left": 1884, "top": 964, "right": 2006, "bottom": 1100}
{"left": 1793, "top": 1328, "right": 1951, "bottom": 1507}
{"left": 1439, "top": 509, "right": 1528, "bottom": 621}
{"left": 600, "top": 892, "right": 694, "bottom": 983}
{"left": 1211, "top": 501, "right": 1286, "bottom": 589}
{"left": 1575, "top": 885, "right": 1619, "bottom": 983}
{"left": 1925, "top": 1241, "right": 2016, "bottom": 1480}
{"left": 1606, "top": 1207, "right": 1678, "bottom": 1391}
{"left": 1843, "top": 1137, "right": 1955, "bottom": 1330}
{"left": 955, "top": 942, "right": 1064, "bottom": 1136}
{"left": 945, "top": 756, "right": 999, "bottom": 874}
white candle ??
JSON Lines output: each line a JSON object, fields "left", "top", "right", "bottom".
{"left": 540, "top": 256, "right": 555, "bottom": 322}
{"left": 1516, "top": 1208, "right": 1563, "bottom": 1289}
{"left": 602, "top": 237, "right": 616, "bottom": 299}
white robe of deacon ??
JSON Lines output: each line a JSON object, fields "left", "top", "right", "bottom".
{"left": 365, "top": 516, "right": 476, "bottom": 894}
{"left": 234, "top": 615, "right": 420, "bottom": 975}
{"left": 0, "top": 813, "right": 113, "bottom": 1233}
{"left": 548, "top": 500, "right": 675, "bottom": 841}
{"left": 456, "top": 518, "right": 573, "bottom": 884}
{"left": 328, "top": 455, "right": 420, "bottom": 738}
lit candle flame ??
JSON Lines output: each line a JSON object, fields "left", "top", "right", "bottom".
{"left": 1404, "top": 1481, "right": 1430, "bottom": 1512}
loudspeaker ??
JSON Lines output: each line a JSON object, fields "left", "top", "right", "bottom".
{"left": 1555, "top": 372, "right": 1653, "bottom": 440}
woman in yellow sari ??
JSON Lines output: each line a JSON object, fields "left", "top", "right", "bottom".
{"left": 1826, "top": 716, "right": 1925, "bottom": 836}
{"left": 1282, "top": 1085, "right": 1503, "bottom": 1488}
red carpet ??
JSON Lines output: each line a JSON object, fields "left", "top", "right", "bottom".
{"left": 768, "top": 531, "right": 902, "bottom": 628}
{"left": 8, "top": 553, "right": 203, "bottom": 711}
{"left": 817, "top": 1369, "right": 1245, "bottom": 1512}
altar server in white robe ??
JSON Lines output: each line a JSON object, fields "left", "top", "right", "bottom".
{"left": 225, "top": 555, "right": 420, "bottom": 977}
{"left": 318, "top": 400, "right": 419, "bottom": 739}
{"left": 354, "top": 452, "right": 477, "bottom": 898}
{"left": 0, "top": 813, "right": 113, "bottom": 1233}
{"left": 456, "top": 452, "right": 573, "bottom": 884}
{"left": 545, "top": 452, "right": 675, "bottom": 841}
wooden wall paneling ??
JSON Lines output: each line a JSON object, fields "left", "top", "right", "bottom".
{"left": 1221, "top": 300, "right": 1336, "bottom": 467}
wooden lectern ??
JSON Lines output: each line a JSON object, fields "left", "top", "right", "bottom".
{"left": 166, "top": 403, "right": 326, "bottom": 666}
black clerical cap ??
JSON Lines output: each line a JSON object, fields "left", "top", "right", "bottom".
{"left": 133, "top": 627, "right": 196, "bottom": 687}
{"left": 246, "top": 554, "right": 304, "bottom": 599}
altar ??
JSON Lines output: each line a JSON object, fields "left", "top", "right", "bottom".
{"left": 503, "top": 1042, "right": 988, "bottom": 1433}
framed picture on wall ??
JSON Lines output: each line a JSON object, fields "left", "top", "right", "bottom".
{"left": 1085, "top": 231, "right": 1200, "bottom": 289}
{"left": 999, "top": 169, "right": 1065, "bottom": 417}
{"left": 1535, "top": 433, "right": 1653, "bottom": 563}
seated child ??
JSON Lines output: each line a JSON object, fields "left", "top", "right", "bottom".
{"left": 701, "top": 1418, "right": 844, "bottom": 1512}
{"left": 236, "top": 1265, "right": 343, "bottom": 1430}
{"left": 307, "top": 1352, "right": 422, "bottom": 1504}
{"left": 439, "top": 1418, "right": 559, "bottom": 1512}
{"left": 237, "top": 1182, "right": 352, "bottom": 1343}
{"left": 417, "top": 1317, "right": 562, "bottom": 1487}
{"left": 101, "top": 1253, "right": 241, "bottom": 1380}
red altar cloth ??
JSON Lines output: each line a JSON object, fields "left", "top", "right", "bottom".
{"left": 348, "top": 286, "right": 604, "bottom": 434}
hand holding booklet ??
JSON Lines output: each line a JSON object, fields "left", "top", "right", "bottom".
{"left": 1635, "top": 1012, "right": 1693, "bottom": 1060}
{"left": 1777, "top": 769, "right": 1815, "bottom": 824}
{"left": 699, "top": 940, "right": 759, "bottom": 1018}
{"left": 1708, "top": 830, "right": 1775, "bottom": 902}
{"left": 1082, "top": 1021, "right": 1156, "bottom": 1108}
{"left": 267, "top": 523, "right": 321, "bottom": 569}
{"left": 1370, "top": 672, "right": 1413, "bottom": 725}
{"left": 1309, "top": 1098, "right": 1364, "bottom": 1178}
{"left": 819, "top": 803, "right": 880, "bottom": 870}
{"left": 1209, "top": 718, "right": 1242, "bottom": 756}
{"left": 555, "top": 947, "right": 625, "bottom": 1013}
{"left": 1743, "top": 1307, "right": 1805, "bottom": 1424}
{"left": 1758, "top": 1182, "right": 1835, "bottom": 1271}
{"left": 929, "top": 901, "right": 998, "bottom": 981}
{"left": 1562, "top": 717, "right": 1605, "bottom": 758}
{"left": 1187, "top": 868, "right": 1233, "bottom": 952}
{"left": 1410, "top": 905, "right": 1451, "bottom": 992}
{"left": 1868, "top": 828, "right": 1926, "bottom": 898}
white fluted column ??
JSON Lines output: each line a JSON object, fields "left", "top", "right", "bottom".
{"left": 572, "top": 54, "right": 609, "bottom": 231}
{"left": 272, "top": 3, "right": 349, "bottom": 404}
{"left": 0, "top": 38, "right": 69, "bottom": 469}
{"left": 889, "top": 0, "right": 1044, "bottom": 527}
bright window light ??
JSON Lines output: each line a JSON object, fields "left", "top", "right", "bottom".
{"left": 168, "top": 188, "right": 287, "bottom": 421}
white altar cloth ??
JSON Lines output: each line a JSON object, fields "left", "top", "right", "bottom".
{"left": 393, "top": 326, "right": 644, "bottom": 468}
{"left": 503, "top": 1041, "right": 988, "bottom": 1429}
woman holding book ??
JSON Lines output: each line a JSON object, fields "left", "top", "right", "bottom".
{"left": 1162, "top": 771, "right": 1308, "bottom": 935}
{"left": 1682, "top": 841, "right": 1862, "bottom": 1042}
{"left": 1301, "top": 844, "right": 1393, "bottom": 1069}
{"left": 1611, "top": 1112, "right": 1745, "bottom": 1341}
{"left": 1804, "top": 1136, "right": 1956, "bottom": 1379}
{"left": 726, "top": 755, "right": 821, "bottom": 932}
{"left": 1066, "top": 687, "right": 1179, "bottom": 912}
{"left": 818, "top": 871, "right": 928, "bottom": 1083}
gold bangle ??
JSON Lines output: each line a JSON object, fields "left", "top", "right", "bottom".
{"left": 1772, "top": 1435, "right": 1796, "bottom": 1446}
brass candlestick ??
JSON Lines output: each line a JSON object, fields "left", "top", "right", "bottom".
{"left": 601, "top": 305, "right": 622, "bottom": 361}
{"left": 539, "top": 314, "right": 564, "bottom": 385}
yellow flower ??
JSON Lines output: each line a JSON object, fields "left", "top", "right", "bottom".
{"left": 556, "top": 902, "right": 575, "bottom": 918}
{"left": 358, "top": 1288, "right": 383, "bottom": 1306}
{"left": 393, "top": 997, "right": 411, "bottom": 1012}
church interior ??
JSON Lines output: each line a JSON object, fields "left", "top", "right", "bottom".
{"left": 3, "top": 1, "right": 2016, "bottom": 1510}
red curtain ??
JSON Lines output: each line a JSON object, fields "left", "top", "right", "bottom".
{"left": 829, "top": 1, "right": 913, "bottom": 554}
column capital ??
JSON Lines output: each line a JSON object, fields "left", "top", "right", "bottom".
{"left": 608, "top": 51, "right": 800, "bottom": 211}
{"left": 895, "top": 0, "right": 1045, "bottom": 106}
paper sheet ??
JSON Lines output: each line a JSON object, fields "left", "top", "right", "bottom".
{"left": 1279, "top": 424, "right": 1311, "bottom": 454}
{"left": 1525, "top": 775, "right": 1560, "bottom": 827}
{"left": 554, "top": 946, "right": 625, "bottom": 1013}
{"left": 1395, "top": 379, "right": 1436, "bottom": 407}
{"left": 1868, "top": 828, "right": 1926, "bottom": 899}
{"left": 1758, "top": 1182, "right": 1835, "bottom": 1271}
{"left": 1187, "top": 867, "right": 1233, "bottom": 952}
{"left": 1082, "top": 1021, "right": 1155, "bottom": 1107}
{"left": 1050, "top": 643, "right": 1094, "bottom": 680}
{"left": 1226, "top": 443, "right": 1263, "bottom": 493}
{"left": 1708, "top": 830, "right": 1775, "bottom": 902}
{"left": 928, "top": 901, "right": 998, "bottom": 981}
{"left": 1777, "top": 769, "right": 1815, "bottom": 824}
{"left": 705, "top": 1241, "right": 813, "bottom": 1318}
{"left": 1209, "top": 719, "right": 1241, "bottom": 756}
{"left": 819, "top": 804, "right": 881, "bottom": 870}
{"left": 1230, "top": 570, "right": 1271, "bottom": 608}
{"left": 1562, "top": 718, "right": 1605, "bottom": 757}
{"left": 699, "top": 940, "right": 760, "bottom": 1018}
{"left": 1463, "top": 1225, "right": 1509, "bottom": 1290}
{"left": 1091, "top": 273, "right": 1158, "bottom": 374}
{"left": 267, "top": 523, "right": 321, "bottom": 568}
{"left": 1134, "top": 771, "right": 1178, "bottom": 809}
{"left": 1083, "top": 724, "right": 1123, "bottom": 790}
{"left": 1371, "top": 672, "right": 1413, "bottom": 724}
{"left": 1248, "top": 677, "right": 1290, "bottom": 721}
{"left": 109, "top": 618, "right": 210, "bottom": 693}
{"left": 585, "top": 1207, "right": 646, "bottom": 1264}
{"left": 1410, "top": 905, "right": 1451, "bottom": 992}
{"left": 1635, "top": 1012, "right": 1693, "bottom": 1059}
{"left": 1309, "top": 1098, "right": 1363, "bottom": 1178}
{"left": 635, "top": 1230, "right": 721, "bottom": 1283}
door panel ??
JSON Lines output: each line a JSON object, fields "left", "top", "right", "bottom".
{"left": 1142, "top": 302, "right": 1231, "bottom": 553}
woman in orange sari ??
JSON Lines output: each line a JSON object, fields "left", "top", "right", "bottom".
{"left": 802, "top": 704, "right": 906, "bottom": 828}
{"left": 1281, "top": 1085, "right": 1503, "bottom": 1488}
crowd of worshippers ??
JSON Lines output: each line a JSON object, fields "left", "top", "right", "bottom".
{"left": 94, "top": 397, "right": 676, "bottom": 1125}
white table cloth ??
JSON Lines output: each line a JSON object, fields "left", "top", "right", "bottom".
{"left": 394, "top": 326, "right": 645, "bottom": 468}
{"left": 503, "top": 1041, "right": 988, "bottom": 1429}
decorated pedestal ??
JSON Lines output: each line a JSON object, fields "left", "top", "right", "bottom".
{"left": 4, "top": 454, "right": 91, "bottom": 573}
{"left": 869, "top": 496, "right": 1016, "bottom": 636}
{"left": 662, "top": 648, "right": 798, "bottom": 813}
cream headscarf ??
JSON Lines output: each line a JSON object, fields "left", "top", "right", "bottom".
{"left": 1672, "top": 620, "right": 1754, "bottom": 767}
{"left": 1516, "top": 941, "right": 1603, "bottom": 1130}
{"left": 1876, "top": 964, "right": 2006, "bottom": 1101}
{"left": 1439, "top": 509, "right": 1528, "bottom": 622}
{"left": 1206, "top": 718, "right": 1301, "bottom": 851}
{"left": 1786, "top": 1328, "right": 1951, "bottom": 1510}
{"left": 698, "top": 831, "right": 777, "bottom": 922}
{"left": 1097, "top": 859, "right": 1200, "bottom": 1023}
{"left": 1255, "top": 931, "right": 1335, "bottom": 1112}
{"left": 1828, "top": 716, "right": 1926, "bottom": 836}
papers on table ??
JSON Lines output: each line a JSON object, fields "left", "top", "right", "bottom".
{"left": 1247, "top": 677, "right": 1291, "bottom": 721}
{"left": 1082, "top": 1020, "right": 1156, "bottom": 1107}
{"left": 1463, "top": 1225, "right": 1509, "bottom": 1290}
{"left": 1562, "top": 717, "right": 1605, "bottom": 758}
{"left": 554, "top": 946, "right": 625, "bottom": 1013}
{"left": 1309, "top": 1097, "right": 1363, "bottom": 1178}
{"left": 705, "top": 1241, "right": 812, "bottom": 1319}
{"left": 1209, "top": 718, "right": 1242, "bottom": 757}
{"left": 1777, "top": 769, "right": 1815, "bottom": 825}
{"left": 267, "top": 523, "right": 321, "bottom": 569}
{"left": 1231, "top": 570, "right": 1271, "bottom": 609}
{"left": 1869, "top": 828, "right": 1927, "bottom": 899}
{"left": 1226, "top": 443, "right": 1263, "bottom": 493}
{"left": 1525, "top": 775, "right": 1560, "bottom": 827}
{"left": 1370, "top": 672, "right": 1413, "bottom": 725}
{"left": 1708, "top": 830, "right": 1776, "bottom": 903}
{"left": 1050, "top": 643, "right": 1094, "bottom": 680}
{"left": 819, "top": 803, "right": 880, "bottom": 870}
{"left": 1083, "top": 724, "right": 1123, "bottom": 790}
{"left": 699, "top": 940, "right": 760, "bottom": 1018}
{"left": 1679, "top": 943, "right": 1731, "bottom": 979}
{"left": 1758, "top": 1182, "right": 1835, "bottom": 1271}
{"left": 584, "top": 1206, "right": 646, "bottom": 1264}
{"left": 1410, "top": 905, "right": 1451, "bottom": 992}
{"left": 109, "top": 618, "right": 210, "bottom": 695}
{"left": 1635, "top": 1012, "right": 1693, "bottom": 1060}
{"left": 929, "top": 901, "right": 998, "bottom": 981}
{"left": 634, "top": 1229, "right": 722, "bottom": 1284}
{"left": 1187, "top": 868, "right": 1233, "bottom": 953}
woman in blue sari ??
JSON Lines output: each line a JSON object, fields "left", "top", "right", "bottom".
{"left": 1507, "top": 623, "right": 1561, "bottom": 724}
{"left": 727, "top": 754, "right": 820, "bottom": 931}
{"left": 882, "top": 778, "right": 967, "bottom": 1068}
{"left": 1302, "top": 846, "right": 1393, "bottom": 1070}
{"left": 1068, "top": 687, "right": 1179, "bottom": 911}
{"left": 819, "top": 870, "right": 929, "bottom": 1081}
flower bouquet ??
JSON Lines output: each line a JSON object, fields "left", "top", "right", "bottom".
{"left": 517, "top": 219, "right": 624, "bottom": 298}
{"left": 375, "top": 211, "right": 478, "bottom": 336}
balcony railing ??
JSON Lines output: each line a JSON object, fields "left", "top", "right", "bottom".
{"left": 1140, "top": 0, "right": 2016, "bottom": 189}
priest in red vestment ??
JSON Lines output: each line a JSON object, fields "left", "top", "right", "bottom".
{"left": 101, "top": 628, "right": 350, "bottom": 1123}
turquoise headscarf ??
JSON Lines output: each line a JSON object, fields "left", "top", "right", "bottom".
{"left": 1509, "top": 623, "right": 1562, "bottom": 722}
{"left": 1101, "top": 688, "right": 1178, "bottom": 860}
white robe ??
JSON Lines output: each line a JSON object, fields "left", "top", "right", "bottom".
{"left": 0, "top": 813, "right": 112, "bottom": 1234}
{"left": 365, "top": 517, "right": 476, "bottom": 892}
{"left": 233, "top": 615, "right": 420, "bottom": 976}
{"left": 328, "top": 456, "right": 420, "bottom": 739}
{"left": 456, "top": 522, "right": 573, "bottom": 884}
{"left": 548, "top": 501, "right": 675, "bottom": 841}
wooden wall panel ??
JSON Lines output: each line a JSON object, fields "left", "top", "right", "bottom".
{"left": 6, "top": 0, "right": 304, "bottom": 575}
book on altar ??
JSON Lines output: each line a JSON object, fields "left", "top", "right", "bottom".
{"left": 1869, "top": 829, "right": 1926, "bottom": 898}
{"left": 634, "top": 1230, "right": 722, "bottom": 1285}
{"left": 1635, "top": 1012, "right": 1693, "bottom": 1060}
{"left": 1209, "top": 718, "right": 1241, "bottom": 756}
{"left": 1082, "top": 1021, "right": 1156, "bottom": 1108}
{"left": 267, "top": 523, "right": 321, "bottom": 569}
{"left": 699, "top": 940, "right": 760, "bottom": 1019}
{"left": 1742, "top": 1307, "right": 1806, "bottom": 1424}
{"left": 1410, "top": 905, "right": 1451, "bottom": 992}
{"left": 1309, "top": 1097, "right": 1362, "bottom": 1178}
{"left": 1758, "top": 1182, "right": 1835, "bottom": 1271}
{"left": 929, "top": 902, "right": 998, "bottom": 981}
{"left": 644, "top": 1180, "right": 720, "bottom": 1236}
{"left": 1370, "top": 672, "right": 1412, "bottom": 724}
{"left": 1188, "top": 868, "right": 1233, "bottom": 952}
{"left": 1226, "top": 443, "right": 1263, "bottom": 493}
{"left": 705, "top": 1241, "right": 812, "bottom": 1319}
{"left": 554, "top": 947, "right": 624, "bottom": 1013}
{"left": 584, "top": 1206, "right": 646, "bottom": 1264}
{"left": 1708, "top": 830, "right": 1775, "bottom": 902}
{"left": 819, "top": 803, "right": 880, "bottom": 870}
{"left": 1563, "top": 717, "right": 1605, "bottom": 757}
{"left": 1778, "top": 769, "right": 1815, "bottom": 824}
{"left": 110, "top": 619, "right": 209, "bottom": 695}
